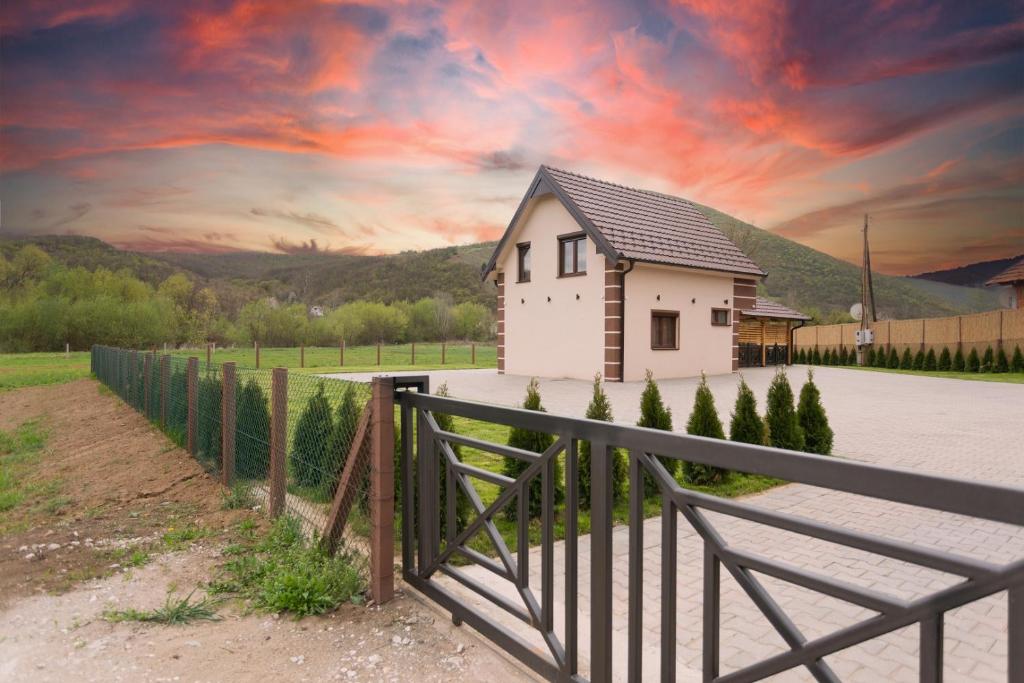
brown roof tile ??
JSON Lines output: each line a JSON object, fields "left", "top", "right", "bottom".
{"left": 740, "top": 297, "right": 810, "bottom": 320}
{"left": 986, "top": 257, "right": 1024, "bottom": 286}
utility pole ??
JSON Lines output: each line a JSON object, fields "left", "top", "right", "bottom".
{"left": 856, "top": 214, "right": 877, "bottom": 364}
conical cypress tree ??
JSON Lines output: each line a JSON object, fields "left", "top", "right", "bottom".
{"left": 981, "top": 346, "right": 994, "bottom": 372}
{"left": 1012, "top": 345, "right": 1023, "bottom": 372}
{"left": 866, "top": 348, "right": 876, "bottom": 366}
{"left": 912, "top": 349, "right": 925, "bottom": 370}
{"left": 887, "top": 347, "right": 899, "bottom": 368}
{"left": 324, "top": 384, "right": 360, "bottom": 497}
{"left": 578, "top": 374, "right": 626, "bottom": 509}
{"left": 684, "top": 373, "right": 728, "bottom": 485}
{"left": 900, "top": 348, "right": 913, "bottom": 369}
{"left": 235, "top": 378, "right": 270, "bottom": 479}
{"left": 291, "top": 382, "right": 334, "bottom": 489}
{"left": 839, "top": 347, "right": 849, "bottom": 365}
{"left": 766, "top": 370, "right": 804, "bottom": 451}
{"left": 167, "top": 367, "right": 188, "bottom": 446}
{"left": 797, "top": 370, "right": 833, "bottom": 456}
{"left": 503, "top": 378, "right": 562, "bottom": 520}
{"left": 811, "top": 348, "right": 822, "bottom": 365}
{"left": 952, "top": 347, "right": 965, "bottom": 371}
{"left": 938, "top": 347, "right": 951, "bottom": 371}
{"left": 830, "top": 348, "right": 840, "bottom": 366}
{"left": 637, "top": 370, "right": 676, "bottom": 497}
{"left": 994, "top": 347, "right": 1009, "bottom": 373}
{"left": 822, "top": 349, "right": 831, "bottom": 365}
{"left": 924, "top": 348, "right": 937, "bottom": 371}
{"left": 729, "top": 377, "right": 766, "bottom": 446}
{"left": 432, "top": 383, "right": 471, "bottom": 533}
{"left": 797, "top": 348, "right": 807, "bottom": 364}
{"left": 196, "top": 374, "right": 222, "bottom": 469}
{"left": 966, "top": 347, "right": 980, "bottom": 372}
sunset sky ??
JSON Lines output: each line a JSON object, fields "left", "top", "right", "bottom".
{"left": 1, "top": 1, "right": 1021, "bottom": 274}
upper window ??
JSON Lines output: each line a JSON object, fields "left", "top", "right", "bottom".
{"left": 651, "top": 311, "right": 679, "bottom": 350}
{"left": 517, "top": 242, "right": 531, "bottom": 282}
{"left": 558, "top": 234, "right": 587, "bottom": 276}
{"left": 711, "top": 308, "right": 731, "bottom": 326}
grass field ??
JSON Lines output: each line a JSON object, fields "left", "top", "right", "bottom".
{"left": 0, "top": 352, "right": 92, "bottom": 391}
{"left": 826, "top": 364, "right": 1024, "bottom": 383}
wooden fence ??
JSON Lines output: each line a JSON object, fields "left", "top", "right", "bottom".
{"left": 794, "top": 308, "right": 1024, "bottom": 355}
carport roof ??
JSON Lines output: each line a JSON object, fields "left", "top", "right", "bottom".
{"left": 740, "top": 297, "right": 811, "bottom": 321}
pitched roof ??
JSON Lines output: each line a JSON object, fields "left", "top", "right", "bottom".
{"left": 483, "top": 166, "right": 766, "bottom": 279}
{"left": 740, "top": 297, "right": 811, "bottom": 321}
{"left": 985, "top": 257, "right": 1024, "bottom": 286}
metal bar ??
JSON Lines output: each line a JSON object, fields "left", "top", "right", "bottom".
{"left": 628, "top": 451, "right": 643, "bottom": 683}
{"left": 920, "top": 614, "right": 943, "bottom": 682}
{"left": 400, "top": 399, "right": 415, "bottom": 578}
{"left": 703, "top": 541, "right": 720, "bottom": 683}
{"left": 403, "top": 392, "right": 1024, "bottom": 526}
{"left": 566, "top": 438, "right": 579, "bottom": 676}
{"left": 433, "top": 429, "right": 541, "bottom": 462}
{"left": 450, "top": 460, "right": 517, "bottom": 488}
{"left": 454, "top": 546, "right": 514, "bottom": 582}
{"left": 446, "top": 442, "right": 456, "bottom": 547}
{"left": 661, "top": 497, "right": 677, "bottom": 682}
{"left": 518, "top": 483, "right": 529, "bottom": 589}
{"left": 591, "top": 440, "right": 613, "bottom": 683}
{"left": 542, "top": 439, "right": 554, "bottom": 633}
{"left": 1010, "top": 586, "right": 1022, "bottom": 683}
{"left": 416, "top": 406, "right": 432, "bottom": 575}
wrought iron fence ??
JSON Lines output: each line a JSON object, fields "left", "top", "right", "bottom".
{"left": 397, "top": 386, "right": 1024, "bottom": 682}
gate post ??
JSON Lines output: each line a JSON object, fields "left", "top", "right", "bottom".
{"left": 221, "top": 362, "right": 236, "bottom": 486}
{"left": 370, "top": 376, "right": 396, "bottom": 604}
{"left": 186, "top": 357, "right": 198, "bottom": 455}
{"left": 269, "top": 368, "right": 287, "bottom": 518}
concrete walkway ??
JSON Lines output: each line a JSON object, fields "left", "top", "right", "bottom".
{"left": 326, "top": 366, "right": 1024, "bottom": 681}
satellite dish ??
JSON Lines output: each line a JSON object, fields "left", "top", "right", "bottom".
{"left": 849, "top": 303, "right": 863, "bottom": 321}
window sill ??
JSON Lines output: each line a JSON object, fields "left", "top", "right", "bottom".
{"left": 651, "top": 346, "right": 679, "bottom": 351}
{"left": 557, "top": 271, "right": 587, "bottom": 278}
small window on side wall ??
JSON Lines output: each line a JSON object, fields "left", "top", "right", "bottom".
{"left": 711, "top": 308, "right": 731, "bottom": 326}
{"left": 651, "top": 311, "right": 679, "bottom": 350}
{"left": 517, "top": 243, "right": 531, "bottom": 282}
{"left": 558, "top": 234, "right": 586, "bottom": 276}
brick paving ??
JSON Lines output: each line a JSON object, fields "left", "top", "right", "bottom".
{"left": 326, "top": 366, "right": 1024, "bottom": 681}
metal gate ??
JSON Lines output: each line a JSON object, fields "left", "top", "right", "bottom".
{"left": 396, "top": 380, "right": 1024, "bottom": 682}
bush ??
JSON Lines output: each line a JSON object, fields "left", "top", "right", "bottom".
{"left": 291, "top": 383, "right": 334, "bottom": 489}
{"left": 684, "top": 373, "right": 728, "bottom": 485}
{"left": 981, "top": 346, "right": 994, "bottom": 372}
{"left": 236, "top": 378, "right": 271, "bottom": 479}
{"left": 830, "top": 348, "right": 840, "bottom": 366}
{"left": 796, "top": 348, "right": 806, "bottom": 364}
{"left": 766, "top": 370, "right": 804, "bottom": 451}
{"left": 838, "top": 347, "right": 848, "bottom": 365}
{"left": 323, "top": 385, "right": 360, "bottom": 497}
{"left": 937, "top": 347, "right": 951, "bottom": 371}
{"left": 821, "top": 349, "right": 831, "bottom": 365}
{"left": 887, "top": 348, "right": 899, "bottom": 369}
{"left": 797, "top": 370, "right": 833, "bottom": 456}
{"left": 578, "top": 374, "right": 626, "bottom": 509}
{"left": 811, "top": 348, "right": 822, "bottom": 365}
{"left": 924, "top": 348, "right": 937, "bottom": 371}
{"left": 729, "top": 377, "right": 766, "bottom": 446}
{"left": 1012, "top": 345, "right": 1023, "bottom": 372}
{"left": 900, "top": 348, "right": 913, "bottom": 370}
{"left": 912, "top": 349, "right": 925, "bottom": 370}
{"left": 952, "top": 347, "right": 965, "bottom": 372}
{"left": 865, "top": 348, "right": 876, "bottom": 367}
{"left": 503, "top": 379, "right": 562, "bottom": 520}
{"left": 966, "top": 348, "right": 980, "bottom": 372}
{"left": 637, "top": 370, "right": 676, "bottom": 496}
{"left": 993, "top": 347, "right": 1009, "bottom": 373}
{"left": 432, "top": 383, "right": 471, "bottom": 533}
{"left": 166, "top": 367, "right": 188, "bottom": 446}
{"left": 196, "top": 373, "right": 222, "bottom": 469}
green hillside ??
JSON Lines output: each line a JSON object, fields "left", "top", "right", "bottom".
{"left": 695, "top": 204, "right": 999, "bottom": 319}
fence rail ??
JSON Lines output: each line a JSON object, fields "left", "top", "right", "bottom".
{"left": 398, "top": 387, "right": 1024, "bottom": 682}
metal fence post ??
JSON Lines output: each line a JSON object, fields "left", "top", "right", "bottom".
{"left": 471, "top": 343, "right": 476, "bottom": 365}
{"left": 160, "top": 355, "right": 169, "bottom": 428}
{"left": 300, "top": 344, "right": 305, "bottom": 368}
{"left": 591, "top": 440, "right": 613, "bottom": 683}
{"left": 340, "top": 339, "right": 345, "bottom": 367}
{"left": 377, "top": 341, "right": 381, "bottom": 366}
{"left": 370, "top": 376, "right": 396, "bottom": 604}
{"left": 269, "top": 367, "right": 287, "bottom": 518}
{"left": 411, "top": 342, "right": 416, "bottom": 365}
{"left": 221, "top": 362, "right": 236, "bottom": 487}
{"left": 186, "top": 357, "right": 198, "bottom": 455}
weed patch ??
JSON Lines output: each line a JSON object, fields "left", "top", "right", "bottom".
{"left": 104, "top": 591, "right": 221, "bottom": 625}
{"left": 162, "top": 525, "right": 211, "bottom": 550}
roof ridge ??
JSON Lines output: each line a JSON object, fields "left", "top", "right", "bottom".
{"left": 542, "top": 165, "right": 698, "bottom": 206}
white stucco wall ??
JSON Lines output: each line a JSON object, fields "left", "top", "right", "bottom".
{"left": 499, "top": 196, "right": 605, "bottom": 380}
{"left": 621, "top": 263, "right": 735, "bottom": 381}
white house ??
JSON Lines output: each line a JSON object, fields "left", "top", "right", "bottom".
{"left": 483, "top": 166, "right": 806, "bottom": 381}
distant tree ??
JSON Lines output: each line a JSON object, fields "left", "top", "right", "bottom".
{"left": 966, "top": 348, "right": 980, "bottom": 372}
{"left": 729, "top": 376, "right": 766, "bottom": 446}
{"left": 900, "top": 348, "right": 913, "bottom": 369}
{"left": 937, "top": 347, "right": 951, "bottom": 371}
{"left": 912, "top": 349, "right": 925, "bottom": 370}
{"left": 1012, "top": 345, "right": 1024, "bottom": 372}
{"left": 887, "top": 347, "right": 899, "bottom": 369}
{"left": 684, "top": 373, "right": 728, "bottom": 485}
{"left": 952, "top": 347, "right": 966, "bottom": 372}
{"left": 797, "top": 370, "right": 833, "bottom": 456}
{"left": 578, "top": 374, "right": 627, "bottom": 509}
{"left": 981, "top": 346, "right": 994, "bottom": 372}
{"left": 765, "top": 370, "right": 804, "bottom": 451}
{"left": 994, "top": 347, "right": 1009, "bottom": 373}
{"left": 637, "top": 370, "right": 676, "bottom": 497}
{"left": 503, "top": 379, "right": 562, "bottom": 520}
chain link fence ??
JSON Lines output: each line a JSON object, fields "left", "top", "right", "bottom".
{"left": 91, "top": 345, "right": 375, "bottom": 580}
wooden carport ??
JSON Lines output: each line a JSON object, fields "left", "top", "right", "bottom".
{"left": 737, "top": 298, "right": 811, "bottom": 367}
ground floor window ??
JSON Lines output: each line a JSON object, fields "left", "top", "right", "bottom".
{"left": 651, "top": 310, "right": 679, "bottom": 350}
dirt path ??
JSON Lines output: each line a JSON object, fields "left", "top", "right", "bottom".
{"left": 0, "top": 380, "right": 535, "bottom": 682}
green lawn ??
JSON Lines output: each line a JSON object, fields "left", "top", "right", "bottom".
{"left": 169, "top": 343, "right": 496, "bottom": 372}
{"left": 0, "top": 352, "right": 92, "bottom": 391}
{"left": 824, "top": 364, "right": 1024, "bottom": 384}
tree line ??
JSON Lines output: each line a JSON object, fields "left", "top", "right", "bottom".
{"left": 0, "top": 244, "right": 494, "bottom": 352}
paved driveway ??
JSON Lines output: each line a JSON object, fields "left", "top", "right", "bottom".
{"left": 326, "top": 366, "right": 1024, "bottom": 681}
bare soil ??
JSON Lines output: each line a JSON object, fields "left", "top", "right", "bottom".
{"left": 0, "top": 380, "right": 534, "bottom": 681}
